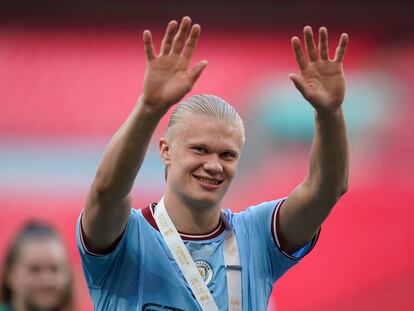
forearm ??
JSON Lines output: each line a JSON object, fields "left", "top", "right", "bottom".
{"left": 307, "top": 108, "right": 349, "bottom": 206}
{"left": 278, "top": 108, "right": 349, "bottom": 253}
{"left": 92, "top": 96, "right": 164, "bottom": 205}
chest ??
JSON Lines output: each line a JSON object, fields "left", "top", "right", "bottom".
{"left": 138, "top": 234, "right": 228, "bottom": 310}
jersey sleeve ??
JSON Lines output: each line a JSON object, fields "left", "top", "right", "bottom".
{"left": 271, "top": 199, "right": 320, "bottom": 262}
{"left": 76, "top": 208, "right": 141, "bottom": 292}
{"left": 234, "top": 199, "right": 319, "bottom": 283}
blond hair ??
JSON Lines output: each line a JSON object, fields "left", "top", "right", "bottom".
{"left": 166, "top": 94, "right": 245, "bottom": 142}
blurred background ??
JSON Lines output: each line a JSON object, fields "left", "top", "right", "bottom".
{"left": 1, "top": 0, "right": 413, "bottom": 310}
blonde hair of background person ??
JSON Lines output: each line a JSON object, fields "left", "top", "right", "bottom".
{"left": 0, "top": 222, "right": 73, "bottom": 311}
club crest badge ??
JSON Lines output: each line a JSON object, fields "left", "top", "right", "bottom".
{"left": 195, "top": 260, "right": 213, "bottom": 286}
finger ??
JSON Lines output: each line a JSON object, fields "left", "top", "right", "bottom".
{"left": 318, "top": 27, "right": 329, "bottom": 61}
{"left": 182, "top": 24, "right": 201, "bottom": 60}
{"left": 291, "top": 36, "right": 307, "bottom": 71}
{"left": 160, "top": 20, "right": 178, "bottom": 55}
{"left": 171, "top": 16, "right": 192, "bottom": 55}
{"left": 304, "top": 26, "right": 318, "bottom": 62}
{"left": 334, "top": 33, "right": 349, "bottom": 63}
{"left": 289, "top": 73, "right": 309, "bottom": 98}
{"left": 143, "top": 30, "right": 156, "bottom": 61}
{"left": 189, "top": 60, "right": 208, "bottom": 83}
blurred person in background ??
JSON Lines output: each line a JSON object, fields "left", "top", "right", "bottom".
{"left": 78, "top": 16, "right": 349, "bottom": 310}
{"left": 0, "top": 222, "right": 73, "bottom": 311}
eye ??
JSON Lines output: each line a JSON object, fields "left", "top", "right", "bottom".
{"left": 49, "top": 264, "right": 59, "bottom": 274}
{"left": 28, "top": 264, "right": 42, "bottom": 274}
{"left": 221, "top": 151, "right": 237, "bottom": 160}
{"left": 192, "top": 146, "right": 208, "bottom": 154}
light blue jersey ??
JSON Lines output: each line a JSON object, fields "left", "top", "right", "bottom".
{"left": 77, "top": 199, "right": 318, "bottom": 310}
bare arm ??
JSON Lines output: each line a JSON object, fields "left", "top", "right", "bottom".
{"left": 277, "top": 26, "right": 349, "bottom": 254}
{"left": 82, "top": 17, "right": 208, "bottom": 252}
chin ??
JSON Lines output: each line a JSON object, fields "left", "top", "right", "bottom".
{"left": 27, "top": 297, "right": 65, "bottom": 311}
{"left": 183, "top": 192, "right": 222, "bottom": 210}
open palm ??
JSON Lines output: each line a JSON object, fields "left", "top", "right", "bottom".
{"left": 290, "top": 26, "right": 348, "bottom": 112}
{"left": 141, "top": 17, "right": 207, "bottom": 113}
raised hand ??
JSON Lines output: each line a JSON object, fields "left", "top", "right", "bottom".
{"left": 141, "top": 16, "right": 208, "bottom": 114}
{"left": 289, "top": 26, "right": 348, "bottom": 112}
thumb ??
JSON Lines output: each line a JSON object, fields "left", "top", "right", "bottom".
{"left": 190, "top": 60, "right": 208, "bottom": 83}
{"left": 289, "top": 73, "right": 308, "bottom": 98}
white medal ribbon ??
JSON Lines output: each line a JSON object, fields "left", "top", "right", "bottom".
{"left": 153, "top": 197, "right": 242, "bottom": 311}
{"left": 221, "top": 214, "right": 242, "bottom": 311}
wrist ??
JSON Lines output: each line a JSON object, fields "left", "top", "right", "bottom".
{"left": 315, "top": 107, "right": 344, "bottom": 124}
{"left": 315, "top": 107, "right": 343, "bottom": 118}
{"left": 136, "top": 95, "right": 169, "bottom": 119}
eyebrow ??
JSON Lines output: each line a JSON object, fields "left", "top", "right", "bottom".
{"left": 187, "top": 142, "right": 240, "bottom": 155}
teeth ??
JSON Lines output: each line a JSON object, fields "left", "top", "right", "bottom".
{"left": 197, "top": 177, "right": 220, "bottom": 185}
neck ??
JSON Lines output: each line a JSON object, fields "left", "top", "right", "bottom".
{"left": 163, "top": 192, "right": 222, "bottom": 234}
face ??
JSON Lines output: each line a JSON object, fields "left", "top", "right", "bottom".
{"left": 8, "top": 238, "right": 71, "bottom": 311}
{"left": 160, "top": 113, "right": 244, "bottom": 209}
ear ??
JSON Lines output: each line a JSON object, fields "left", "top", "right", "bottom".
{"left": 159, "top": 137, "right": 171, "bottom": 165}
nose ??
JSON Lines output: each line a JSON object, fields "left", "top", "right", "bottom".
{"left": 203, "top": 153, "right": 223, "bottom": 174}
{"left": 39, "top": 268, "right": 57, "bottom": 286}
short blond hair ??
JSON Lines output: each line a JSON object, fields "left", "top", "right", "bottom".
{"left": 166, "top": 94, "right": 245, "bottom": 142}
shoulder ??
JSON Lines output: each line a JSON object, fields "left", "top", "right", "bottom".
{"left": 76, "top": 207, "right": 145, "bottom": 258}
{"left": 225, "top": 198, "right": 285, "bottom": 225}
{"left": 222, "top": 198, "right": 285, "bottom": 244}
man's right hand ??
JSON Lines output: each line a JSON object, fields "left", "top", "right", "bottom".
{"left": 141, "top": 16, "right": 208, "bottom": 114}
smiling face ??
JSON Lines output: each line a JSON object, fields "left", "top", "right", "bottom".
{"left": 160, "top": 112, "right": 244, "bottom": 210}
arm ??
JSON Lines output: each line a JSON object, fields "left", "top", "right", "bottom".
{"left": 82, "top": 17, "right": 208, "bottom": 252}
{"left": 277, "top": 26, "right": 349, "bottom": 254}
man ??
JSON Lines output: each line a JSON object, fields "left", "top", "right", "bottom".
{"left": 77, "top": 16, "right": 349, "bottom": 310}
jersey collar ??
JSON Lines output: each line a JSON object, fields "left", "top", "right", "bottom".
{"left": 142, "top": 203, "right": 225, "bottom": 241}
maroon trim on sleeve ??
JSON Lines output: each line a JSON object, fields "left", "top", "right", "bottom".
{"left": 271, "top": 199, "right": 284, "bottom": 248}
{"left": 80, "top": 213, "right": 125, "bottom": 256}
{"left": 271, "top": 199, "right": 320, "bottom": 260}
